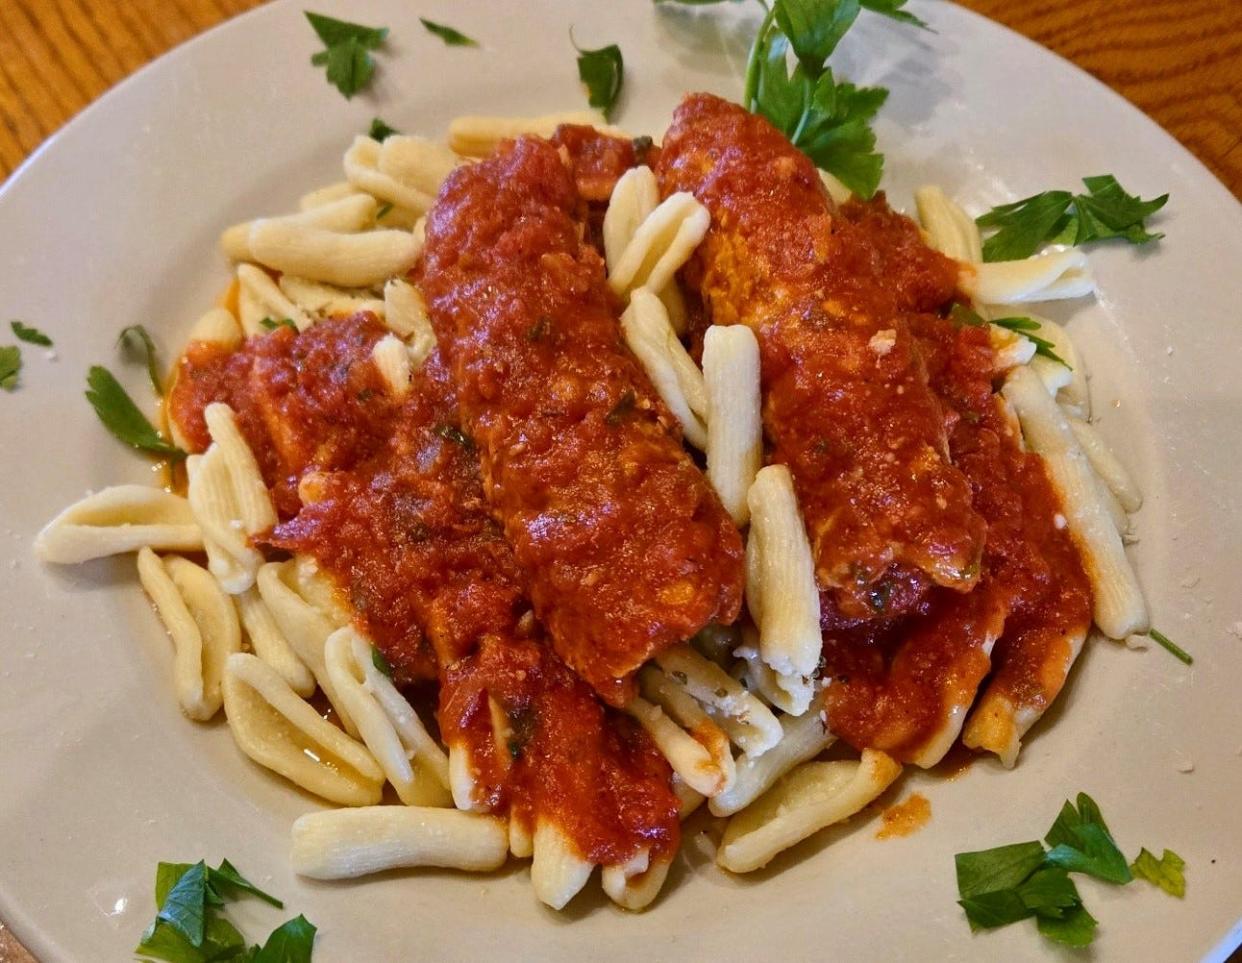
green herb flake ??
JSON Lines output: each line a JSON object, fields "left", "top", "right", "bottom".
{"left": 11, "top": 320, "right": 52, "bottom": 346}
{"left": 368, "top": 117, "right": 401, "bottom": 142}
{"left": 955, "top": 840, "right": 1047, "bottom": 898}
{"left": 0, "top": 345, "right": 20, "bottom": 391}
{"left": 605, "top": 389, "right": 636, "bottom": 426}
{"left": 375, "top": 202, "right": 394, "bottom": 221}
{"left": 208, "top": 859, "right": 284, "bottom": 909}
{"left": 1036, "top": 903, "right": 1098, "bottom": 948}
{"left": 435, "top": 423, "right": 475, "bottom": 449}
{"left": 371, "top": 644, "right": 393, "bottom": 678}
{"left": 1148, "top": 628, "right": 1193, "bottom": 665}
{"left": 1131, "top": 847, "right": 1186, "bottom": 898}
{"left": 155, "top": 861, "right": 209, "bottom": 947}
{"left": 990, "top": 316, "right": 1071, "bottom": 368}
{"left": 305, "top": 11, "right": 388, "bottom": 99}
{"left": 527, "top": 315, "right": 552, "bottom": 342}
{"left": 260, "top": 317, "right": 299, "bottom": 333}
{"left": 859, "top": 0, "right": 930, "bottom": 29}
{"left": 573, "top": 36, "right": 624, "bottom": 120}
{"left": 85, "top": 366, "right": 185, "bottom": 458}
{"left": 948, "top": 303, "right": 988, "bottom": 328}
{"left": 419, "top": 17, "right": 479, "bottom": 47}
{"left": 252, "top": 913, "right": 317, "bottom": 963}
{"left": 977, "top": 176, "right": 1168, "bottom": 262}
{"left": 118, "top": 324, "right": 163, "bottom": 394}
{"left": 1044, "top": 792, "right": 1132, "bottom": 885}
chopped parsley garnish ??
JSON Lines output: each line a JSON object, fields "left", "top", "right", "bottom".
{"left": 368, "top": 117, "right": 401, "bottom": 142}
{"left": 375, "top": 202, "right": 394, "bottom": 221}
{"left": 948, "top": 305, "right": 1068, "bottom": 368}
{"left": 732, "top": 0, "right": 924, "bottom": 198}
{"left": 435, "top": 423, "right": 475, "bottom": 449}
{"left": 260, "top": 317, "right": 299, "bottom": 333}
{"left": 0, "top": 345, "right": 20, "bottom": 391}
{"left": 419, "top": 17, "right": 479, "bottom": 47}
{"left": 605, "top": 389, "right": 637, "bottom": 425}
{"left": 85, "top": 365, "right": 185, "bottom": 459}
{"left": 11, "top": 320, "right": 52, "bottom": 346}
{"left": 572, "top": 35, "right": 624, "bottom": 120}
{"left": 371, "top": 644, "right": 393, "bottom": 678}
{"left": 1148, "top": 627, "right": 1193, "bottom": 665}
{"left": 1131, "top": 848, "right": 1187, "bottom": 898}
{"left": 137, "top": 859, "right": 314, "bottom": 962}
{"left": 527, "top": 315, "right": 552, "bottom": 342}
{"left": 119, "top": 323, "right": 163, "bottom": 393}
{"left": 305, "top": 11, "right": 388, "bottom": 99}
{"left": 976, "top": 175, "right": 1169, "bottom": 262}
{"left": 954, "top": 792, "right": 1182, "bottom": 949}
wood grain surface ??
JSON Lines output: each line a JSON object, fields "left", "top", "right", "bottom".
{"left": 0, "top": 1, "right": 1237, "bottom": 960}
{"left": 0, "top": 0, "right": 1239, "bottom": 192}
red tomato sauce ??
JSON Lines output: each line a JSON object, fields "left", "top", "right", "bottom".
{"left": 168, "top": 314, "right": 679, "bottom": 863}
{"left": 420, "top": 135, "right": 745, "bottom": 707}
{"left": 656, "top": 93, "right": 986, "bottom": 621}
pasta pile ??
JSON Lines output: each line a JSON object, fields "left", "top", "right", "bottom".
{"left": 35, "top": 111, "right": 1148, "bottom": 912}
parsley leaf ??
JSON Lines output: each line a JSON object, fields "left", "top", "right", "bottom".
{"left": 156, "top": 861, "right": 209, "bottom": 946}
{"left": 252, "top": 914, "right": 317, "bottom": 963}
{"left": 11, "top": 320, "right": 52, "bottom": 346}
{"left": 573, "top": 37, "right": 624, "bottom": 120}
{"left": 372, "top": 644, "right": 393, "bottom": 678}
{"left": 137, "top": 860, "right": 308, "bottom": 963}
{"left": 1148, "top": 628, "right": 1193, "bottom": 665}
{"left": 118, "top": 324, "right": 163, "bottom": 393}
{"left": 1044, "top": 793, "right": 1132, "bottom": 885}
{"left": 435, "top": 423, "right": 475, "bottom": 449}
{"left": 1131, "top": 847, "right": 1187, "bottom": 898}
{"left": 375, "top": 202, "right": 394, "bottom": 220}
{"left": 858, "top": 0, "right": 930, "bottom": 29}
{"left": 958, "top": 888, "right": 1031, "bottom": 931}
{"left": 305, "top": 12, "right": 388, "bottom": 99}
{"left": 956, "top": 841, "right": 1047, "bottom": 898}
{"left": 1036, "top": 903, "right": 1098, "bottom": 948}
{"left": 368, "top": 117, "right": 401, "bottom": 142}
{"left": 0, "top": 345, "right": 20, "bottom": 391}
{"left": 977, "top": 176, "right": 1168, "bottom": 261}
{"left": 420, "top": 18, "right": 479, "bottom": 47}
{"left": 773, "top": 0, "right": 861, "bottom": 75}
{"left": 209, "top": 859, "right": 284, "bottom": 908}
{"left": 605, "top": 389, "right": 637, "bottom": 425}
{"left": 991, "top": 316, "right": 1070, "bottom": 368}
{"left": 85, "top": 366, "right": 185, "bottom": 458}
{"left": 260, "top": 317, "right": 298, "bottom": 333}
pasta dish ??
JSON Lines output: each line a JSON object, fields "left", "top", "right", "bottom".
{"left": 35, "top": 89, "right": 1151, "bottom": 914}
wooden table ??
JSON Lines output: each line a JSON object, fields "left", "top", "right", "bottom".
{"left": 0, "top": 1, "right": 1238, "bottom": 960}
{"left": 0, "top": 0, "right": 1238, "bottom": 193}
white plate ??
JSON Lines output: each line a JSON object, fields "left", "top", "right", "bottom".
{"left": 2, "top": 1, "right": 1240, "bottom": 960}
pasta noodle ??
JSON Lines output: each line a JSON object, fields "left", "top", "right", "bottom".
{"left": 746, "top": 466, "right": 822, "bottom": 709}
{"left": 709, "top": 705, "right": 835, "bottom": 817}
{"left": 277, "top": 275, "right": 386, "bottom": 322}
{"left": 603, "top": 165, "right": 659, "bottom": 270}
{"left": 625, "top": 692, "right": 730, "bottom": 797}
{"left": 716, "top": 751, "right": 902, "bottom": 873}
{"left": 221, "top": 194, "right": 377, "bottom": 263}
{"left": 702, "top": 324, "right": 763, "bottom": 526}
{"left": 298, "top": 181, "right": 364, "bottom": 211}
{"left": 601, "top": 848, "right": 673, "bottom": 911}
{"left": 290, "top": 806, "right": 510, "bottom": 879}
{"left": 961, "top": 248, "right": 1096, "bottom": 304}
{"left": 448, "top": 110, "right": 615, "bottom": 157}
{"left": 619, "top": 288, "right": 708, "bottom": 448}
{"left": 1067, "top": 415, "right": 1141, "bottom": 512}
{"left": 324, "top": 627, "right": 452, "bottom": 807}
{"left": 222, "top": 652, "right": 383, "bottom": 806}
{"left": 651, "top": 645, "right": 782, "bottom": 756}
{"left": 186, "top": 403, "right": 277, "bottom": 594}
{"left": 35, "top": 486, "right": 202, "bottom": 564}
{"left": 1002, "top": 366, "right": 1149, "bottom": 638}
{"left": 256, "top": 559, "right": 360, "bottom": 738}
{"left": 235, "top": 586, "right": 316, "bottom": 697}
{"left": 236, "top": 263, "right": 311, "bottom": 336}
{"left": 370, "top": 134, "right": 464, "bottom": 197}
{"left": 136, "top": 547, "right": 240, "bottom": 721}
{"left": 370, "top": 334, "right": 413, "bottom": 398}
{"left": 189, "top": 306, "right": 243, "bottom": 350}
{"left": 531, "top": 820, "right": 594, "bottom": 910}
{"left": 382, "top": 278, "right": 436, "bottom": 364}
{"left": 914, "top": 185, "right": 982, "bottom": 263}
{"left": 448, "top": 744, "right": 487, "bottom": 813}
{"left": 246, "top": 220, "right": 422, "bottom": 289}
{"left": 343, "top": 135, "right": 439, "bottom": 215}
{"left": 607, "top": 191, "right": 710, "bottom": 301}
